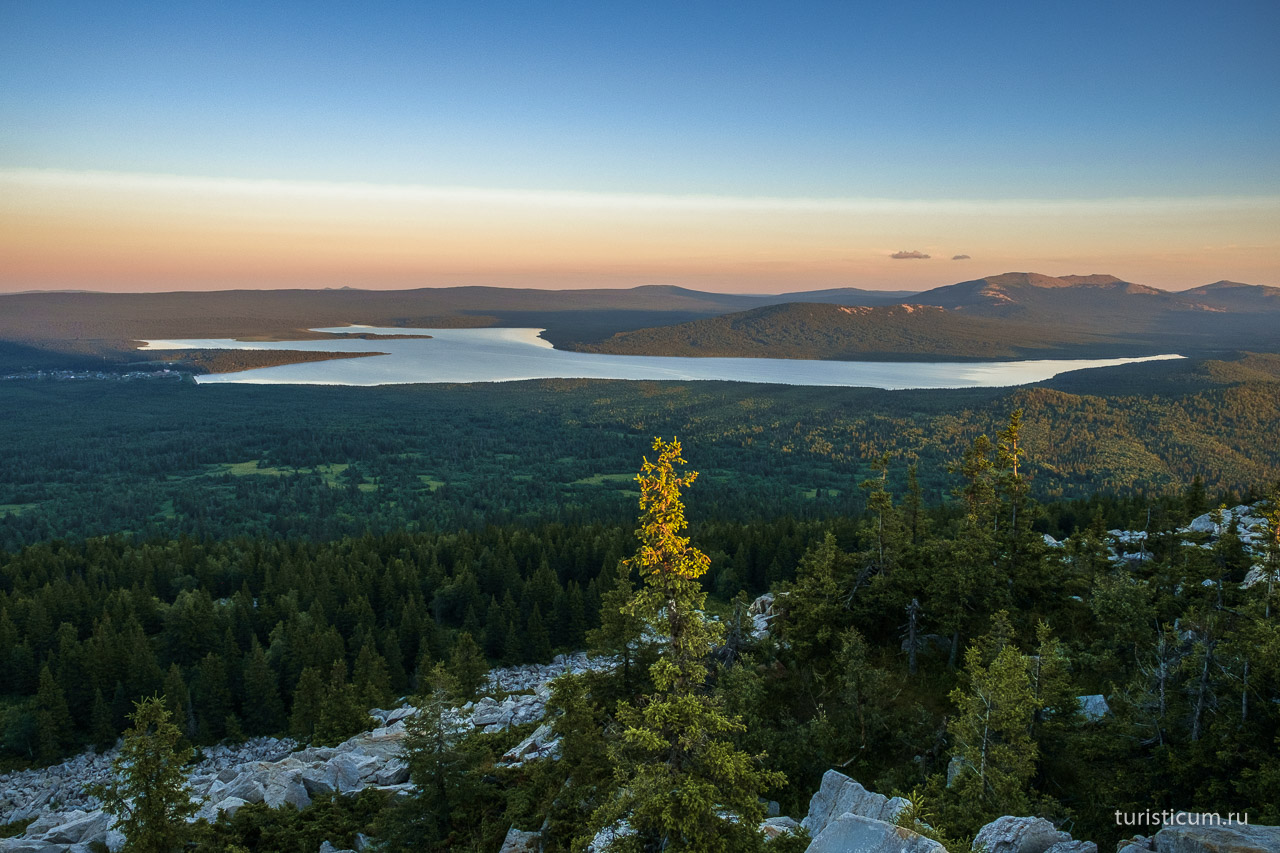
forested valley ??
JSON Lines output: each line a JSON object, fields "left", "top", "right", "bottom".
{"left": 2, "top": 369, "right": 1279, "bottom": 852}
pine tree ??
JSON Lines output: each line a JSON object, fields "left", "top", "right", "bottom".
{"left": 595, "top": 437, "right": 784, "bottom": 852}
{"left": 88, "top": 696, "right": 196, "bottom": 853}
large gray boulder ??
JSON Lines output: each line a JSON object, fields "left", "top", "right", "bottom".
{"left": 208, "top": 796, "right": 249, "bottom": 820}
{"left": 263, "top": 771, "right": 312, "bottom": 809}
{"left": 39, "top": 810, "right": 111, "bottom": 845}
{"left": 222, "top": 772, "right": 266, "bottom": 804}
{"left": 1153, "top": 821, "right": 1280, "bottom": 853}
{"left": 801, "top": 770, "right": 908, "bottom": 838}
{"left": 972, "top": 816, "right": 1071, "bottom": 853}
{"left": 498, "top": 827, "right": 541, "bottom": 852}
{"left": 806, "top": 813, "right": 945, "bottom": 853}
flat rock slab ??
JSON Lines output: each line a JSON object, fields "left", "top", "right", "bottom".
{"left": 1154, "top": 823, "right": 1280, "bottom": 853}
{"left": 807, "top": 813, "right": 945, "bottom": 853}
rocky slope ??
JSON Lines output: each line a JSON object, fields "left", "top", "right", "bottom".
{"left": 0, "top": 654, "right": 609, "bottom": 852}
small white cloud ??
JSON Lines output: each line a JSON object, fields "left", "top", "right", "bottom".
{"left": 891, "top": 250, "right": 931, "bottom": 259}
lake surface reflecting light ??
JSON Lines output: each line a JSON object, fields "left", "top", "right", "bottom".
{"left": 140, "top": 327, "right": 1184, "bottom": 390}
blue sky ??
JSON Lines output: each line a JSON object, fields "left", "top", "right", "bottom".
{"left": 3, "top": 0, "right": 1277, "bottom": 198}
{"left": 1, "top": 1, "right": 1277, "bottom": 291}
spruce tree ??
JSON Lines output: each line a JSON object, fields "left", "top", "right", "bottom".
{"left": 587, "top": 563, "right": 647, "bottom": 697}
{"left": 945, "top": 613, "right": 1040, "bottom": 832}
{"left": 595, "top": 437, "right": 784, "bottom": 852}
{"left": 89, "top": 696, "right": 196, "bottom": 853}
{"left": 161, "top": 663, "right": 195, "bottom": 741}
{"left": 289, "top": 665, "right": 325, "bottom": 741}
{"left": 35, "top": 663, "right": 72, "bottom": 763}
{"left": 241, "top": 640, "right": 285, "bottom": 735}
{"left": 447, "top": 631, "right": 487, "bottom": 701}
{"left": 353, "top": 638, "right": 394, "bottom": 709}
{"left": 91, "top": 687, "right": 116, "bottom": 749}
{"left": 381, "top": 663, "right": 481, "bottom": 850}
{"left": 315, "top": 658, "right": 369, "bottom": 746}
{"left": 525, "top": 604, "right": 552, "bottom": 663}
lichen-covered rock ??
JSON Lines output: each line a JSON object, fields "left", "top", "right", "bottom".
{"left": 1044, "top": 842, "right": 1097, "bottom": 853}
{"left": 801, "top": 770, "right": 908, "bottom": 839}
{"left": 807, "top": 813, "right": 945, "bottom": 853}
{"left": 972, "top": 816, "right": 1071, "bottom": 853}
{"left": 498, "top": 827, "right": 541, "bottom": 852}
{"left": 1153, "top": 821, "right": 1280, "bottom": 853}
{"left": 586, "top": 820, "right": 635, "bottom": 852}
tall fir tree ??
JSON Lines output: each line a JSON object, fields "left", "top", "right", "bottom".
{"left": 594, "top": 437, "right": 785, "bottom": 852}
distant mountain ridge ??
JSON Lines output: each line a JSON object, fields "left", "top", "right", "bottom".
{"left": 0, "top": 274, "right": 1275, "bottom": 370}
{"left": 0, "top": 283, "right": 916, "bottom": 370}
{"left": 574, "top": 272, "right": 1280, "bottom": 360}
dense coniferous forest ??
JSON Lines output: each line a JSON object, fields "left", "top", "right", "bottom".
{"left": 2, "top": 364, "right": 1279, "bottom": 851}
{"left": 2, "top": 352, "right": 1279, "bottom": 551}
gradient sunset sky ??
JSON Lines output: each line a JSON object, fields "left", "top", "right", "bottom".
{"left": 2, "top": 1, "right": 1277, "bottom": 293}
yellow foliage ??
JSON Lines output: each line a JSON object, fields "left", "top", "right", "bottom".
{"left": 625, "top": 437, "right": 712, "bottom": 580}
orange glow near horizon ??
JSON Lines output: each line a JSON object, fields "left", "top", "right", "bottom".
{"left": 2, "top": 169, "right": 1277, "bottom": 293}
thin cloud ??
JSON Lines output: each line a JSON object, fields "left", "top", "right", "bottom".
{"left": 7, "top": 168, "right": 1275, "bottom": 217}
{"left": 952, "top": 254, "right": 971, "bottom": 260}
{"left": 891, "top": 250, "right": 931, "bottom": 259}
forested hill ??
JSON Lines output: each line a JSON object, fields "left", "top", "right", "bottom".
{"left": 573, "top": 273, "right": 1280, "bottom": 359}
{"left": 568, "top": 302, "right": 1102, "bottom": 360}
{"left": 1, "top": 353, "right": 1278, "bottom": 550}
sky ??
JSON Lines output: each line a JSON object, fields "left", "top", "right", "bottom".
{"left": 1, "top": 1, "right": 1277, "bottom": 293}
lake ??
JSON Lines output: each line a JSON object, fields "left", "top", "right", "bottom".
{"left": 140, "top": 326, "right": 1184, "bottom": 389}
